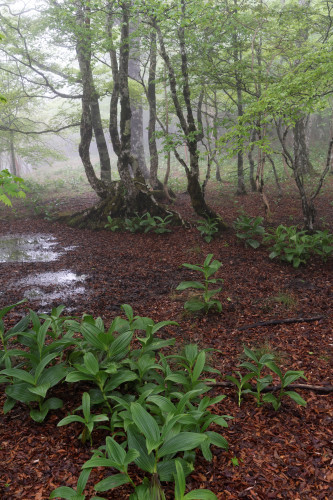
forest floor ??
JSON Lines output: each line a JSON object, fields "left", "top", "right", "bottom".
{"left": 0, "top": 180, "right": 332, "bottom": 499}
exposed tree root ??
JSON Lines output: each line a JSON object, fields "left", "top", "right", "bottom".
{"left": 57, "top": 181, "right": 183, "bottom": 230}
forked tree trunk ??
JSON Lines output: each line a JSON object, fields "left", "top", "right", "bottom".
{"left": 153, "top": 3, "right": 226, "bottom": 228}
{"left": 293, "top": 117, "right": 315, "bottom": 176}
{"left": 65, "top": 1, "right": 181, "bottom": 229}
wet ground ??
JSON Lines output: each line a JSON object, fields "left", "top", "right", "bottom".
{"left": 0, "top": 233, "right": 86, "bottom": 308}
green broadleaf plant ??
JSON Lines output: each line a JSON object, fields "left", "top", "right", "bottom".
{"left": 176, "top": 254, "right": 223, "bottom": 313}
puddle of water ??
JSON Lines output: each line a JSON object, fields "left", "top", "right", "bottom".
{"left": 24, "top": 286, "right": 86, "bottom": 305}
{"left": 0, "top": 233, "right": 88, "bottom": 307}
{"left": 22, "top": 271, "right": 86, "bottom": 286}
{"left": 20, "top": 271, "right": 87, "bottom": 305}
{"left": 0, "top": 234, "right": 60, "bottom": 263}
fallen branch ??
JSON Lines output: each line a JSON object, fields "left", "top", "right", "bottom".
{"left": 209, "top": 381, "right": 333, "bottom": 394}
{"left": 238, "top": 315, "right": 323, "bottom": 331}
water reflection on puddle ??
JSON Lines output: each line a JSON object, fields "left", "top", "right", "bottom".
{"left": 0, "top": 234, "right": 60, "bottom": 263}
{"left": 0, "top": 233, "right": 87, "bottom": 307}
{"left": 20, "top": 270, "right": 87, "bottom": 305}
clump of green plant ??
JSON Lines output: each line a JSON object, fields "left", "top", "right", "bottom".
{"left": 310, "top": 230, "right": 333, "bottom": 261}
{"left": 233, "top": 215, "right": 265, "bottom": 248}
{"left": 263, "top": 225, "right": 333, "bottom": 267}
{"left": 176, "top": 254, "right": 223, "bottom": 313}
{"left": 104, "top": 215, "right": 120, "bottom": 232}
{"left": 196, "top": 217, "right": 219, "bottom": 243}
{"left": 139, "top": 212, "right": 173, "bottom": 234}
{"left": 57, "top": 392, "right": 108, "bottom": 445}
{"left": 124, "top": 213, "right": 143, "bottom": 233}
{"left": 0, "top": 308, "right": 76, "bottom": 421}
{"left": 48, "top": 305, "right": 229, "bottom": 499}
{"left": 227, "top": 346, "right": 307, "bottom": 410}
{"left": 264, "top": 225, "right": 312, "bottom": 267}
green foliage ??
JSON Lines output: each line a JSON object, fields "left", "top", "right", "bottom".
{"left": 0, "top": 308, "right": 75, "bottom": 422}
{"left": 104, "top": 216, "right": 119, "bottom": 232}
{"left": 227, "top": 347, "right": 307, "bottom": 410}
{"left": 57, "top": 392, "right": 108, "bottom": 445}
{"left": 123, "top": 212, "right": 173, "bottom": 234}
{"left": 176, "top": 254, "right": 223, "bottom": 313}
{"left": 46, "top": 304, "right": 228, "bottom": 499}
{"left": 0, "top": 169, "right": 26, "bottom": 206}
{"left": 264, "top": 225, "right": 333, "bottom": 268}
{"left": 196, "top": 218, "right": 219, "bottom": 243}
{"left": 233, "top": 215, "right": 265, "bottom": 249}
{"left": 173, "top": 459, "right": 217, "bottom": 499}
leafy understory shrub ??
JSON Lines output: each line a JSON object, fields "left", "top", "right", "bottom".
{"left": 233, "top": 215, "right": 265, "bottom": 249}
{"left": 104, "top": 215, "right": 119, "bottom": 232}
{"left": 196, "top": 218, "right": 220, "bottom": 243}
{"left": 264, "top": 225, "right": 333, "bottom": 268}
{"left": 226, "top": 346, "right": 307, "bottom": 409}
{"left": 0, "top": 169, "right": 26, "bottom": 206}
{"left": 176, "top": 254, "right": 223, "bottom": 313}
{"left": 122, "top": 212, "right": 173, "bottom": 234}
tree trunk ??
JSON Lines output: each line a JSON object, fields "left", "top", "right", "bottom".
{"left": 9, "top": 131, "right": 17, "bottom": 176}
{"left": 248, "top": 129, "right": 257, "bottom": 191}
{"left": 153, "top": 4, "right": 226, "bottom": 227}
{"left": 75, "top": 1, "right": 111, "bottom": 186}
{"left": 128, "top": 25, "right": 149, "bottom": 179}
{"left": 147, "top": 30, "right": 163, "bottom": 190}
{"left": 293, "top": 117, "right": 315, "bottom": 175}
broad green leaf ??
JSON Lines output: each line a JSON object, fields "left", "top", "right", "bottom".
{"left": 285, "top": 391, "right": 307, "bottom": 406}
{"left": 151, "top": 320, "right": 178, "bottom": 334}
{"left": 184, "top": 299, "right": 205, "bottom": 312}
{"left": 127, "top": 426, "right": 155, "bottom": 473}
{"left": 1, "top": 368, "right": 35, "bottom": 385}
{"left": 94, "top": 474, "right": 130, "bottom": 492}
{"left": 80, "top": 323, "right": 105, "bottom": 350}
{"left": 77, "top": 468, "right": 92, "bottom": 495}
{"left": 104, "top": 370, "right": 138, "bottom": 392}
{"left": 205, "top": 431, "right": 228, "bottom": 450}
{"left": 264, "top": 361, "right": 283, "bottom": 380}
{"left": 184, "top": 490, "right": 218, "bottom": 499}
{"left": 158, "top": 432, "right": 206, "bottom": 458}
{"left": 35, "top": 353, "right": 58, "bottom": 382}
{"left": 176, "top": 281, "right": 205, "bottom": 291}
{"left": 57, "top": 415, "right": 85, "bottom": 426}
{"left": 39, "top": 364, "right": 67, "bottom": 387}
{"left": 30, "top": 407, "right": 48, "bottom": 422}
{"left": 82, "top": 392, "right": 91, "bottom": 421}
{"left": 65, "top": 372, "right": 95, "bottom": 383}
{"left": 174, "top": 459, "right": 186, "bottom": 500}
{"left": 42, "top": 397, "right": 63, "bottom": 410}
{"left": 3, "top": 396, "right": 16, "bottom": 414}
{"left": 283, "top": 371, "right": 306, "bottom": 387}
{"left": 192, "top": 351, "right": 206, "bottom": 382}
{"left": 28, "top": 383, "right": 50, "bottom": 398}
{"left": 6, "top": 382, "right": 40, "bottom": 403}
{"left": 147, "top": 395, "right": 177, "bottom": 414}
{"left": 243, "top": 346, "right": 258, "bottom": 363}
{"left": 130, "top": 403, "right": 160, "bottom": 452}
{"left": 83, "top": 353, "right": 99, "bottom": 376}
{"left": 109, "top": 331, "right": 133, "bottom": 359}
{"left": 0, "top": 300, "right": 26, "bottom": 320}
{"left": 105, "top": 436, "right": 126, "bottom": 465}
{"left": 50, "top": 486, "right": 83, "bottom": 499}
{"left": 165, "top": 373, "right": 189, "bottom": 386}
